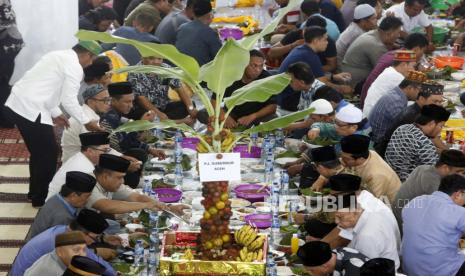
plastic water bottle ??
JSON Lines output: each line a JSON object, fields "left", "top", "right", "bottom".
{"left": 148, "top": 196, "right": 159, "bottom": 230}
{"left": 280, "top": 170, "right": 289, "bottom": 195}
{"left": 270, "top": 208, "right": 280, "bottom": 250}
{"left": 250, "top": 132, "right": 258, "bottom": 147}
{"left": 134, "top": 240, "right": 144, "bottom": 267}
{"left": 152, "top": 116, "right": 163, "bottom": 141}
{"left": 147, "top": 247, "right": 158, "bottom": 275}
{"left": 175, "top": 163, "right": 183, "bottom": 186}
{"left": 271, "top": 180, "right": 280, "bottom": 205}
{"left": 288, "top": 201, "right": 297, "bottom": 226}
{"left": 269, "top": 134, "right": 276, "bottom": 150}
{"left": 266, "top": 144, "right": 274, "bottom": 164}
{"left": 275, "top": 129, "right": 284, "bottom": 148}
{"left": 261, "top": 135, "right": 270, "bottom": 164}
{"left": 265, "top": 160, "right": 274, "bottom": 185}
{"left": 143, "top": 178, "right": 152, "bottom": 196}
{"left": 266, "top": 247, "right": 277, "bottom": 276}
{"left": 175, "top": 130, "right": 183, "bottom": 143}
{"left": 150, "top": 230, "right": 160, "bottom": 253}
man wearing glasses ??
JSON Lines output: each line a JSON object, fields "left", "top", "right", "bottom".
{"left": 47, "top": 132, "right": 113, "bottom": 200}
{"left": 62, "top": 84, "right": 112, "bottom": 162}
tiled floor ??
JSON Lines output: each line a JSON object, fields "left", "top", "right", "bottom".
{"left": 0, "top": 164, "right": 33, "bottom": 273}
{"left": 0, "top": 164, "right": 29, "bottom": 178}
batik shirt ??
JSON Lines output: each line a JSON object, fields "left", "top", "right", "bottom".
{"left": 0, "top": 0, "right": 24, "bottom": 56}
{"left": 385, "top": 124, "right": 439, "bottom": 181}
{"left": 127, "top": 62, "right": 181, "bottom": 110}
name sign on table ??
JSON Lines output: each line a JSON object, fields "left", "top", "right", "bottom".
{"left": 198, "top": 153, "right": 241, "bottom": 182}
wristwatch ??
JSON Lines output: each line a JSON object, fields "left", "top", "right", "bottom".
{"left": 188, "top": 105, "right": 194, "bottom": 111}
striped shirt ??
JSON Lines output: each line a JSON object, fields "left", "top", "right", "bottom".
{"left": 385, "top": 124, "right": 439, "bottom": 181}
{"left": 369, "top": 87, "right": 408, "bottom": 144}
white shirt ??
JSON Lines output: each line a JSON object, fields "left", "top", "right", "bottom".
{"left": 363, "top": 66, "right": 404, "bottom": 117}
{"left": 61, "top": 104, "right": 99, "bottom": 163}
{"left": 5, "top": 49, "right": 90, "bottom": 126}
{"left": 383, "top": 2, "right": 431, "bottom": 32}
{"left": 86, "top": 183, "right": 134, "bottom": 211}
{"left": 46, "top": 152, "right": 95, "bottom": 201}
{"left": 348, "top": 191, "right": 401, "bottom": 269}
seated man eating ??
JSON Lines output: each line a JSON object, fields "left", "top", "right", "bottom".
{"left": 198, "top": 50, "right": 277, "bottom": 128}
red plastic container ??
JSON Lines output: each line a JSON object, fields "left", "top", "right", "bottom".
{"left": 434, "top": 56, "right": 465, "bottom": 69}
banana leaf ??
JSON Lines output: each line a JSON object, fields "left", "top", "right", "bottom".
{"left": 199, "top": 39, "right": 250, "bottom": 99}
{"left": 76, "top": 30, "right": 199, "bottom": 82}
{"left": 115, "top": 65, "right": 192, "bottom": 85}
{"left": 243, "top": 107, "right": 315, "bottom": 134}
{"left": 112, "top": 119, "right": 196, "bottom": 135}
{"left": 276, "top": 150, "right": 301, "bottom": 159}
{"left": 223, "top": 73, "right": 290, "bottom": 109}
{"left": 239, "top": 0, "right": 303, "bottom": 50}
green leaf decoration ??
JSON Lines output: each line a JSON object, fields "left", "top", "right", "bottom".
{"left": 239, "top": 0, "right": 303, "bottom": 50}
{"left": 115, "top": 65, "right": 190, "bottom": 84}
{"left": 112, "top": 119, "right": 196, "bottom": 135}
{"left": 244, "top": 107, "right": 315, "bottom": 134}
{"left": 199, "top": 39, "right": 250, "bottom": 99}
{"left": 223, "top": 73, "right": 290, "bottom": 109}
{"left": 76, "top": 30, "right": 199, "bottom": 82}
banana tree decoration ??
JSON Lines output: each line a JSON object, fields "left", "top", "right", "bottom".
{"left": 76, "top": 0, "right": 312, "bottom": 153}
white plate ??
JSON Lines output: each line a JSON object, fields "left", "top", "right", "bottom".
{"left": 451, "top": 72, "right": 465, "bottom": 81}
{"left": 150, "top": 156, "right": 172, "bottom": 164}
{"left": 277, "top": 266, "right": 293, "bottom": 276}
{"left": 230, "top": 198, "right": 251, "bottom": 208}
{"left": 252, "top": 202, "right": 271, "bottom": 208}
{"left": 271, "top": 250, "right": 285, "bottom": 259}
{"left": 164, "top": 174, "right": 176, "bottom": 184}
{"left": 274, "top": 147, "right": 287, "bottom": 155}
{"left": 125, "top": 223, "right": 144, "bottom": 233}
{"left": 250, "top": 164, "right": 266, "bottom": 172}
{"left": 274, "top": 157, "right": 299, "bottom": 166}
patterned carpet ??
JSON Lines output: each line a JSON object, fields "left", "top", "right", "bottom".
{"left": 0, "top": 128, "right": 36, "bottom": 274}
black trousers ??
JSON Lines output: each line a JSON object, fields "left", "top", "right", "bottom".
{"left": 6, "top": 108, "right": 58, "bottom": 206}
{"left": 0, "top": 52, "right": 17, "bottom": 127}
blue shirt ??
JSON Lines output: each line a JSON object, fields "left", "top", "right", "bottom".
{"left": 56, "top": 194, "right": 78, "bottom": 216}
{"left": 402, "top": 191, "right": 465, "bottom": 276}
{"left": 335, "top": 99, "right": 349, "bottom": 112}
{"left": 175, "top": 19, "right": 222, "bottom": 66}
{"left": 104, "top": 26, "right": 159, "bottom": 65}
{"left": 320, "top": 0, "right": 345, "bottom": 32}
{"left": 301, "top": 14, "right": 340, "bottom": 41}
{"left": 368, "top": 87, "right": 408, "bottom": 144}
{"left": 10, "top": 225, "right": 116, "bottom": 276}
{"left": 278, "top": 45, "right": 325, "bottom": 110}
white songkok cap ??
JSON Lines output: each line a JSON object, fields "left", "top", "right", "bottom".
{"left": 309, "top": 99, "right": 334, "bottom": 115}
{"left": 336, "top": 104, "right": 363, "bottom": 123}
{"left": 354, "top": 4, "right": 376, "bottom": 20}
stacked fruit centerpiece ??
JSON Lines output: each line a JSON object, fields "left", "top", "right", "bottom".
{"left": 198, "top": 181, "right": 234, "bottom": 260}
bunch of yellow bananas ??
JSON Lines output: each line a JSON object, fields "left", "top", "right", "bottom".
{"left": 236, "top": 246, "right": 264, "bottom": 262}
{"left": 234, "top": 225, "right": 266, "bottom": 251}
{"left": 196, "top": 139, "right": 210, "bottom": 153}
{"left": 235, "top": 0, "right": 263, "bottom": 8}
{"left": 220, "top": 129, "right": 235, "bottom": 152}
{"left": 196, "top": 129, "right": 236, "bottom": 153}
{"left": 212, "top": 16, "right": 259, "bottom": 35}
